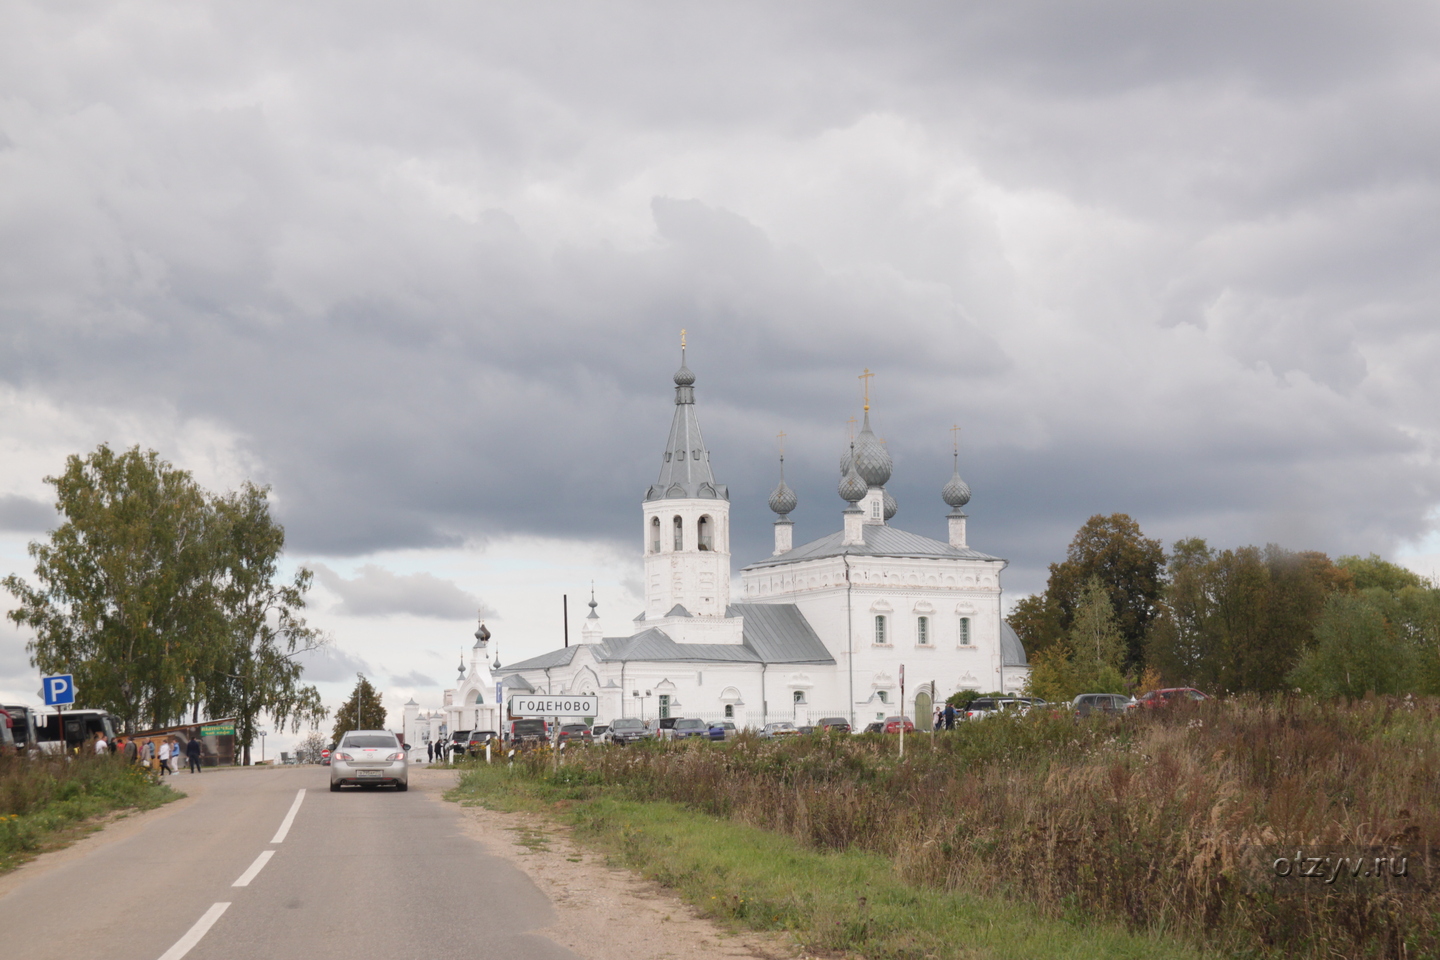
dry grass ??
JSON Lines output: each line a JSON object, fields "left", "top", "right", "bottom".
{"left": 526, "top": 696, "right": 1438, "bottom": 958}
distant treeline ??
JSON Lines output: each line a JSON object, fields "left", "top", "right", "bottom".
{"left": 1011, "top": 514, "right": 1440, "bottom": 700}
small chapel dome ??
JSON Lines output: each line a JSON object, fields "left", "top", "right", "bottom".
{"left": 943, "top": 469, "right": 972, "bottom": 510}
{"left": 839, "top": 452, "right": 868, "bottom": 504}
{"left": 674, "top": 363, "right": 696, "bottom": 386}
{"left": 769, "top": 478, "right": 797, "bottom": 517}
{"left": 883, "top": 489, "right": 897, "bottom": 520}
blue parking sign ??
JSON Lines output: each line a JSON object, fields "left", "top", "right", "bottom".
{"left": 43, "top": 674, "right": 76, "bottom": 706}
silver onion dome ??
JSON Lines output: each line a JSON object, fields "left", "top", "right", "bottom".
{"left": 943, "top": 468, "right": 972, "bottom": 510}
{"left": 852, "top": 412, "right": 892, "bottom": 486}
{"left": 839, "top": 447, "right": 867, "bottom": 503}
{"left": 883, "top": 489, "right": 897, "bottom": 520}
{"left": 673, "top": 364, "right": 695, "bottom": 386}
{"left": 769, "top": 479, "right": 797, "bottom": 517}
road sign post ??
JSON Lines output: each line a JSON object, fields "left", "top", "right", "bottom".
{"left": 899, "top": 665, "right": 905, "bottom": 759}
{"left": 43, "top": 675, "right": 76, "bottom": 755}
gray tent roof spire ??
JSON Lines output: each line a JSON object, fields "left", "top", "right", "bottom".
{"left": 646, "top": 333, "right": 729, "bottom": 502}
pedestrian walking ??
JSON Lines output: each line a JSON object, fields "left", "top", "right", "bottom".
{"left": 158, "top": 738, "right": 174, "bottom": 776}
{"left": 122, "top": 737, "right": 138, "bottom": 763}
{"left": 426, "top": 740, "right": 434, "bottom": 763}
{"left": 186, "top": 734, "right": 203, "bottom": 773}
{"left": 943, "top": 703, "right": 956, "bottom": 730}
{"left": 94, "top": 732, "right": 109, "bottom": 755}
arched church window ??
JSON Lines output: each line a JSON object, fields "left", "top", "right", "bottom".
{"left": 651, "top": 517, "right": 660, "bottom": 553}
{"left": 917, "top": 616, "right": 929, "bottom": 645}
{"left": 792, "top": 690, "right": 805, "bottom": 705}
{"left": 472, "top": 690, "right": 484, "bottom": 704}
{"left": 874, "top": 615, "right": 887, "bottom": 645}
{"left": 724, "top": 704, "right": 734, "bottom": 718}
{"left": 959, "top": 617, "right": 972, "bottom": 645}
{"left": 877, "top": 690, "right": 888, "bottom": 704}
{"left": 673, "top": 516, "right": 684, "bottom": 551}
{"left": 697, "top": 515, "right": 713, "bottom": 551}
{"left": 871, "top": 499, "right": 881, "bottom": 519}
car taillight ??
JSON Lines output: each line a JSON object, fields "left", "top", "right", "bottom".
{"left": 386, "top": 751, "right": 405, "bottom": 761}
{"left": 335, "top": 752, "right": 354, "bottom": 761}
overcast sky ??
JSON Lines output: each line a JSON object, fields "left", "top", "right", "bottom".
{"left": 3, "top": 2, "right": 1439, "bottom": 742}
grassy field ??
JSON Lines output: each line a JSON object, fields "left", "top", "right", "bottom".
{"left": 456, "top": 696, "right": 1437, "bottom": 959}
{"left": 454, "top": 762, "right": 1206, "bottom": 960}
{"left": 0, "top": 751, "right": 179, "bottom": 872}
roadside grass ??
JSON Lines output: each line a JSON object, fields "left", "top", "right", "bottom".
{"left": 0, "top": 751, "right": 180, "bottom": 873}
{"left": 451, "top": 763, "right": 1205, "bottom": 960}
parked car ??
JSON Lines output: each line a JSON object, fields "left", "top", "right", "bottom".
{"left": 506, "top": 718, "right": 550, "bottom": 748}
{"left": 861, "top": 721, "right": 885, "bottom": 734}
{"left": 329, "top": 730, "right": 408, "bottom": 791}
{"left": 1072, "top": 693, "right": 1133, "bottom": 718}
{"left": 1135, "top": 688, "right": 1209, "bottom": 708}
{"left": 760, "top": 721, "right": 800, "bottom": 738}
{"left": 815, "top": 717, "right": 851, "bottom": 734}
{"left": 558, "top": 723, "right": 593, "bottom": 746}
{"left": 464, "top": 730, "right": 500, "bottom": 756}
{"left": 606, "top": 717, "right": 650, "bottom": 745}
{"left": 654, "top": 717, "right": 682, "bottom": 740}
{"left": 707, "top": 720, "right": 737, "bottom": 741}
{"left": 882, "top": 716, "right": 916, "bottom": 734}
{"left": 671, "top": 718, "right": 710, "bottom": 740}
{"left": 447, "top": 730, "right": 471, "bottom": 759}
{"left": 591, "top": 724, "right": 609, "bottom": 742}
{"left": 964, "top": 697, "right": 1026, "bottom": 720}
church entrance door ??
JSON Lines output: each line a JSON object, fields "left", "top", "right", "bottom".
{"left": 915, "top": 691, "right": 933, "bottom": 732}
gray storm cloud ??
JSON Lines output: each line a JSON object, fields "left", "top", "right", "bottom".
{"left": 1, "top": 1, "right": 1438, "bottom": 593}
{"left": 312, "top": 564, "right": 493, "bottom": 621}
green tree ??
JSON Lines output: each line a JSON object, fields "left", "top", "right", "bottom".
{"left": 331, "top": 676, "right": 387, "bottom": 745}
{"left": 1013, "top": 515, "right": 1164, "bottom": 674}
{"left": 1026, "top": 578, "right": 1129, "bottom": 703}
{"left": 1288, "top": 594, "right": 1415, "bottom": 698}
{"left": 1336, "top": 554, "right": 1428, "bottom": 592}
{"left": 201, "top": 484, "right": 327, "bottom": 765}
{"left": 3, "top": 445, "right": 224, "bottom": 731}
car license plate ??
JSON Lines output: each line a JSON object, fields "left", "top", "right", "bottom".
{"left": 357, "top": 769, "right": 382, "bottom": 778}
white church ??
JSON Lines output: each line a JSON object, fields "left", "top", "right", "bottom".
{"left": 436, "top": 353, "right": 1029, "bottom": 737}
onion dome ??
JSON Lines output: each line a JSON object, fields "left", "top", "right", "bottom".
{"left": 883, "top": 489, "right": 897, "bottom": 520}
{"left": 943, "top": 464, "right": 972, "bottom": 511}
{"left": 839, "top": 445, "right": 867, "bottom": 503}
{"left": 674, "top": 363, "right": 695, "bottom": 386}
{"left": 852, "top": 411, "right": 892, "bottom": 486}
{"left": 769, "top": 479, "right": 797, "bottom": 517}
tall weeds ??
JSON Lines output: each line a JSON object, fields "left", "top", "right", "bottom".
{"left": 525, "top": 697, "right": 1438, "bottom": 958}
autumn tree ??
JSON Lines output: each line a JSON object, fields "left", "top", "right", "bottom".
{"left": 331, "top": 676, "right": 387, "bottom": 745}
{"left": 1026, "top": 578, "right": 1129, "bottom": 703}
{"left": 1012, "top": 514, "right": 1164, "bottom": 673}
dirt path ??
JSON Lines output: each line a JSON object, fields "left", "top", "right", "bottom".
{"left": 410, "top": 766, "right": 798, "bottom": 960}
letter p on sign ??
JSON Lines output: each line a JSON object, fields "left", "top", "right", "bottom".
{"left": 43, "top": 674, "right": 76, "bottom": 706}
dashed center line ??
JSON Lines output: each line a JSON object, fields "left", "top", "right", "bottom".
{"left": 232, "top": 849, "right": 275, "bottom": 887}
{"left": 271, "top": 788, "right": 306, "bottom": 843}
{"left": 156, "top": 902, "right": 230, "bottom": 960}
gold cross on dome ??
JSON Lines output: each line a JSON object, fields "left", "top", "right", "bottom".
{"left": 951, "top": 423, "right": 961, "bottom": 452}
{"left": 846, "top": 416, "right": 857, "bottom": 441}
{"left": 681, "top": 329, "right": 687, "bottom": 349}
{"left": 858, "top": 368, "right": 874, "bottom": 411}
{"left": 776, "top": 430, "right": 787, "bottom": 456}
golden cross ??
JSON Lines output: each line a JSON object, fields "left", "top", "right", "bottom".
{"left": 776, "top": 430, "right": 787, "bottom": 456}
{"left": 846, "top": 416, "right": 857, "bottom": 441}
{"left": 950, "top": 423, "right": 961, "bottom": 453}
{"left": 858, "top": 368, "right": 874, "bottom": 411}
{"left": 681, "top": 328, "right": 687, "bottom": 350}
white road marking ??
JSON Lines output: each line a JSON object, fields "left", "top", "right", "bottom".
{"left": 270, "top": 788, "right": 306, "bottom": 843}
{"left": 231, "top": 849, "right": 275, "bottom": 887}
{"left": 157, "top": 902, "right": 230, "bottom": 960}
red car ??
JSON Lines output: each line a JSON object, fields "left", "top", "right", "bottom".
{"left": 1134, "top": 688, "right": 1209, "bottom": 708}
{"left": 881, "top": 716, "right": 915, "bottom": 734}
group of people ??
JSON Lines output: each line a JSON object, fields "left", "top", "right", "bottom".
{"left": 931, "top": 704, "right": 959, "bottom": 730}
{"left": 91, "top": 731, "right": 206, "bottom": 774}
{"left": 425, "top": 739, "right": 451, "bottom": 763}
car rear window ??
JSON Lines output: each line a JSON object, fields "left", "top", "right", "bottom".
{"left": 342, "top": 735, "right": 398, "bottom": 748}
{"left": 610, "top": 719, "right": 644, "bottom": 730}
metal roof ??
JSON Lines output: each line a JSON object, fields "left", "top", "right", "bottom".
{"left": 1000, "top": 621, "right": 1028, "bottom": 667}
{"left": 502, "top": 604, "right": 836, "bottom": 670}
{"left": 645, "top": 361, "right": 728, "bottom": 502}
{"left": 499, "top": 646, "right": 580, "bottom": 671}
{"left": 743, "top": 523, "right": 1004, "bottom": 569}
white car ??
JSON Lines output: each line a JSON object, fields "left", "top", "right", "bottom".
{"left": 329, "top": 730, "right": 408, "bottom": 791}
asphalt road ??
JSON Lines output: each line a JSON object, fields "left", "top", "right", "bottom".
{"left": 0, "top": 765, "right": 579, "bottom": 960}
